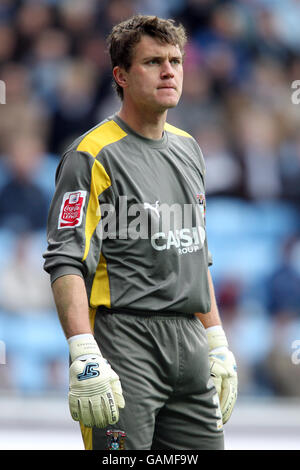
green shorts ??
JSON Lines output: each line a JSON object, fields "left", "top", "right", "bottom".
{"left": 81, "top": 308, "right": 224, "bottom": 450}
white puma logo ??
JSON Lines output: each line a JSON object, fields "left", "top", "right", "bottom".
{"left": 143, "top": 201, "right": 160, "bottom": 218}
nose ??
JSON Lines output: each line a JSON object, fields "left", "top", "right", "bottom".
{"left": 160, "top": 60, "right": 174, "bottom": 79}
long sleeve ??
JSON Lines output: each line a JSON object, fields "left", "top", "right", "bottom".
{"left": 43, "top": 149, "right": 113, "bottom": 285}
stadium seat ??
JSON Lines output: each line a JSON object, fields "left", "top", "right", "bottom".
{"left": 2, "top": 310, "right": 68, "bottom": 393}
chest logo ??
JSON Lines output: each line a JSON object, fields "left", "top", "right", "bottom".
{"left": 143, "top": 200, "right": 160, "bottom": 219}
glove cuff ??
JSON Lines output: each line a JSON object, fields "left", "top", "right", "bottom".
{"left": 68, "top": 334, "right": 102, "bottom": 362}
{"left": 206, "top": 325, "right": 228, "bottom": 351}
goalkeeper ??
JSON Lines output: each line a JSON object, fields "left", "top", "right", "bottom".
{"left": 43, "top": 15, "right": 237, "bottom": 450}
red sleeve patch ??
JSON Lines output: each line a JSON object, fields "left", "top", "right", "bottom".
{"left": 58, "top": 191, "right": 87, "bottom": 229}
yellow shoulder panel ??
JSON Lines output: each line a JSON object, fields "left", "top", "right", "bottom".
{"left": 164, "top": 122, "right": 192, "bottom": 138}
{"left": 77, "top": 120, "right": 127, "bottom": 158}
{"left": 82, "top": 159, "right": 111, "bottom": 262}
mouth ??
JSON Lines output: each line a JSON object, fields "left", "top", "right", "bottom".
{"left": 157, "top": 86, "right": 176, "bottom": 90}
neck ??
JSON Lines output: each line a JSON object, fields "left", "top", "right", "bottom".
{"left": 117, "top": 103, "right": 167, "bottom": 140}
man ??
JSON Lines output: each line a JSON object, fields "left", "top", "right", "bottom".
{"left": 43, "top": 15, "right": 237, "bottom": 450}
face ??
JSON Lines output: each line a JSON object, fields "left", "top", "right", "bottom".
{"left": 115, "top": 35, "right": 184, "bottom": 113}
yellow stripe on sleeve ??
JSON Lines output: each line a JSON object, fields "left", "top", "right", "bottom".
{"left": 90, "top": 253, "right": 111, "bottom": 309}
{"left": 76, "top": 121, "right": 127, "bottom": 451}
{"left": 80, "top": 120, "right": 127, "bottom": 262}
{"left": 82, "top": 159, "right": 110, "bottom": 262}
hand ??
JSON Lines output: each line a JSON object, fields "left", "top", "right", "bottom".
{"left": 68, "top": 335, "right": 125, "bottom": 428}
{"left": 206, "top": 326, "right": 238, "bottom": 424}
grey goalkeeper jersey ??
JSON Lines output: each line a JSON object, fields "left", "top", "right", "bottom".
{"left": 43, "top": 114, "right": 212, "bottom": 314}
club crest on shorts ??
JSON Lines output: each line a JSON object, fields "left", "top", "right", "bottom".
{"left": 106, "top": 430, "right": 126, "bottom": 450}
{"left": 58, "top": 190, "right": 87, "bottom": 229}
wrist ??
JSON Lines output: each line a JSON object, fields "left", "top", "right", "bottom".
{"left": 205, "top": 325, "right": 228, "bottom": 351}
{"left": 205, "top": 325, "right": 223, "bottom": 333}
{"left": 68, "top": 334, "right": 102, "bottom": 362}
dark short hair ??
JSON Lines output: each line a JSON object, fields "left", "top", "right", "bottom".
{"left": 107, "top": 15, "right": 187, "bottom": 99}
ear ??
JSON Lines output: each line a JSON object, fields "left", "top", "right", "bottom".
{"left": 113, "top": 66, "right": 128, "bottom": 91}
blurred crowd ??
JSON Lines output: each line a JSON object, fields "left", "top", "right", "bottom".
{"left": 0, "top": 0, "right": 300, "bottom": 398}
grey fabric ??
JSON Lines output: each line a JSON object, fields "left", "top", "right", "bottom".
{"left": 43, "top": 115, "right": 213, "bottom": 314}
{"left": 90, "top": 309, "right": 224, "bottom": 450}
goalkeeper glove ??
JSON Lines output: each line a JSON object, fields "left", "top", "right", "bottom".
{"left": 206, "top": 325, "right": 238, "bottom": 424}
{"left": 68, "top": 334, "right": 125, "bottom": 428}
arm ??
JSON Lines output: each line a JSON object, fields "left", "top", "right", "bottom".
{"left": 44, "top": 150, "right": 124, "bottom": 428}
{"left": 51, "top": 273, "right": 125, "bottom": 427}
{"left": 195, "top": 269, "right": 222, "bottom": 328}
{"left": 51, "top": 274, "right": 92, "bottom": 339}
{"left": 196, "top": 269, "right": 238, "bottom": 425}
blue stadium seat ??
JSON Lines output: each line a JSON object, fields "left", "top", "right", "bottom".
{"left": 253, "top": 200, "right": 299, "bottom": 237}
{"left": 206, "top": 197, "right": 298, "bottom": 283}
{"left": 32, "top": 153, "right": 60, "bottom": 203}
{"left": 2, "top": 310, "right": 68, "bottom": 393}
{"left": 206, "top": 197, "right": 299, "bottom": 239}
{"left": 208, "top": 233, "right": 280, "bottom": 283}
{"left": 3, "top": 310, "right": 68, "bottom": 359}
{"left": 206, "top": 197, "right": 260, "bottom": 237}
{"left": 0, "top": 229, "right": 18, "bottom": 266}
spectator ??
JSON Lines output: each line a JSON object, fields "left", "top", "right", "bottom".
{"left": 260, "top": 311, "right": 300, "bottom": 396}
{"left": 0, "top": 0, "right": 299, "bottom": 398}
{"left": 233, "top": 106, "right": 282, "bottom": 200}
{"left": 0, "top": 63, "right": 49, "bottom": 153}
{"left": 47, "top": 59, "right": 100, "bottom": 154}
{"left": 28, "top": 28, "right": 72, "bottom": 111}
{"left": 194, "top": 124, "right": 243, "bottom": 197}
{"left": 0, "top": 24, "right": 16, "bottom": 65}
{"left": 266, "top": 236, "right": 300, "bottom": 317}
{"left": 279, "top": 135, "right": 300, "bottom": 205}
{"left": 0, "top": 231, "right": 55, "bottom": 313}
{"left": 0, "top": 134, "right": 49, "bottom": 233}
